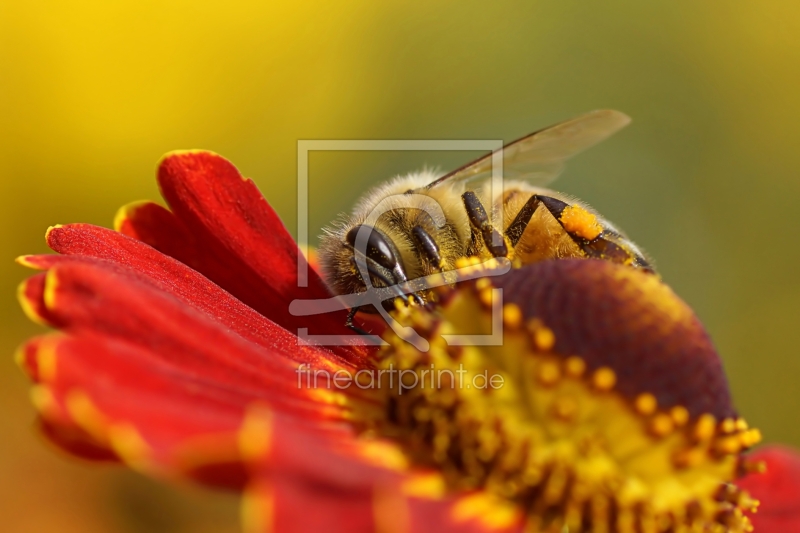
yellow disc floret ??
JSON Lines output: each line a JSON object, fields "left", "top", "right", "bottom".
{"left": 364, "top": 272, "right": 759, "bottom": 533}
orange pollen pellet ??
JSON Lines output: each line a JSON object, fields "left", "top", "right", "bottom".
{"left": 502, "top": 304, "right": 522, "bottom": 329}
{"left": 735, "top": 418, "right": 749, "bottom": 431}
{"left": 634, "top": 393, "right": 658, "bottom": 415}
{"left": 537, "top": 361, "right": 561, "bottom": 386}
{"left": 560, "top": 205, "right": 604, "bottom": 241}
{"left": 650, "top": 413, "right": 675, "bottom": 437}
{"left": 564, "top": 356, "right": 586, "bottom": 378}
{"left": 592, "top": 367, "right": 616, "bottom": 391}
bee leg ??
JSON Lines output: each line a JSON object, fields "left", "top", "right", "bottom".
{"left": 462, "top": 191, "right": 509, "bottom": 257}
{"left": 348, "top": 255, "right": 428, "bottom": 309}
{"left": 350, "top": 256, "right": 409, "bottom": 302}
{"left": 576, "top": 234, "right": 655, "bottom": 272}
{"left": 505, "top": 194, "right": 542, "bottom": 246}
{"left": 368, "top": 264, "right": 425, "bottom": 306}
{"left": 535, "top": 195, "right": 655, "bottom": 272}
{"left": 345, "top": 306, "right": 374, "bottom": 336}
{"left": 411, "top": 225, "right": 443, "bottom": 271}
{"left": 345, "top": 306, "right": 359, "bottom": 327}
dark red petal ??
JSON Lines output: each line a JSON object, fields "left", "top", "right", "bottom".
{"left": 738, "top": 446, "right": 800, "bottom": 530}
{"left": 491, "top": 259, "right": 734, "bottom": 418}
{"left": 37, "top": 416, "right": 120, "bottom": 462}
{"left": 39, "top": 223, "right": 363, "bottom": 369}
{"left": 156, "top": 151, "right": 357, "bottom": 342}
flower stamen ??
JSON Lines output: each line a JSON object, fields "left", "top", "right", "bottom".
{"left": 366, "top": 267, "right": 761, "bottom": 533}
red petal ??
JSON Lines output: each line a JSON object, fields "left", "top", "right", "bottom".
{"left": 115, "top": 201, "right": 374, "bottom": 343}
{"left": 33, "top": 261, "right": 345, "bottom": 413}
{"left": 24, "top": 331, "right": 364, "bottom": 488}
{"left": 28, "top": 333, "right": 248, "bottom": 483}
{"left": 243, "top": 414, "right": 523, "bottom": 533}
{"left": 248, "top": 473, "right": 377, "bottom": 533}
{"left": 114, "top": 201, "right": 203, "bottom": 269}
{"left": 246, "top": 477, "right": 525, "bottom": 533}
{"left": 16, "top": 272, "right": 59, "bottom": 330}
{"left": 19, "top": 259, "right": 366, "bottom": 479}
{"left": 243, "top": 412, "right": 404, "bottom": 533}
{"left": 404, "top": 497, "right": 524, "bottom": 533}
{"left": 19, "top": 220, "right": 378, "bottom": 486}
{"left": 738, "top": 446, "right": 800, "bottom": 530}
{"left": 15, "top": 333, "right": 44, "bottom": 382}
{"left": 39, "top": 223, "right": 363, "bottom": 369}
{"left": 250, "top": 408, "right": 519, "bottom": 533}
{"left": 156, "top": 151, "right": 357, "bottom": 342}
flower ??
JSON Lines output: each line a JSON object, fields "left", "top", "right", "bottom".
{"left": 15, "top": 150, "right": 800, "bottom": 532}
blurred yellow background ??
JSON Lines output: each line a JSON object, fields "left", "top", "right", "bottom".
{"left": 2, "top": 1, "right": 799, "bottom": 531}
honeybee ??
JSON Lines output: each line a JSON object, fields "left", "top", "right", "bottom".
{"left": 318, "top": 110, "right": 653, "bottom": 326}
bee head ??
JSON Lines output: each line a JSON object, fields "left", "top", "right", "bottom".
{"left": 318, "top": 223, "right": 411, "bottom": 310}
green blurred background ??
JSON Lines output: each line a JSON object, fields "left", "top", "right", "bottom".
{"left": 2, "top": 1, "right": 799, "bottom": 531}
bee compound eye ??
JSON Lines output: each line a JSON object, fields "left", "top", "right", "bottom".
{"left": 345, "top": 225, "right": 399, "bottom": 272}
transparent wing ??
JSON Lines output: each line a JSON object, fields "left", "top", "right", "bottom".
{"left": 425, "top": 109, "right": 631, "bottom": 190}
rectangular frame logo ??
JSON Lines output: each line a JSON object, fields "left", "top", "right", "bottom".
{"left": 293, "top": 139, "right": 507, "bottom": 351}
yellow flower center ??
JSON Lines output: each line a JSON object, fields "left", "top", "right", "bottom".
{"left": 365, "top": 262, "right": 761, "bottom": 533}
